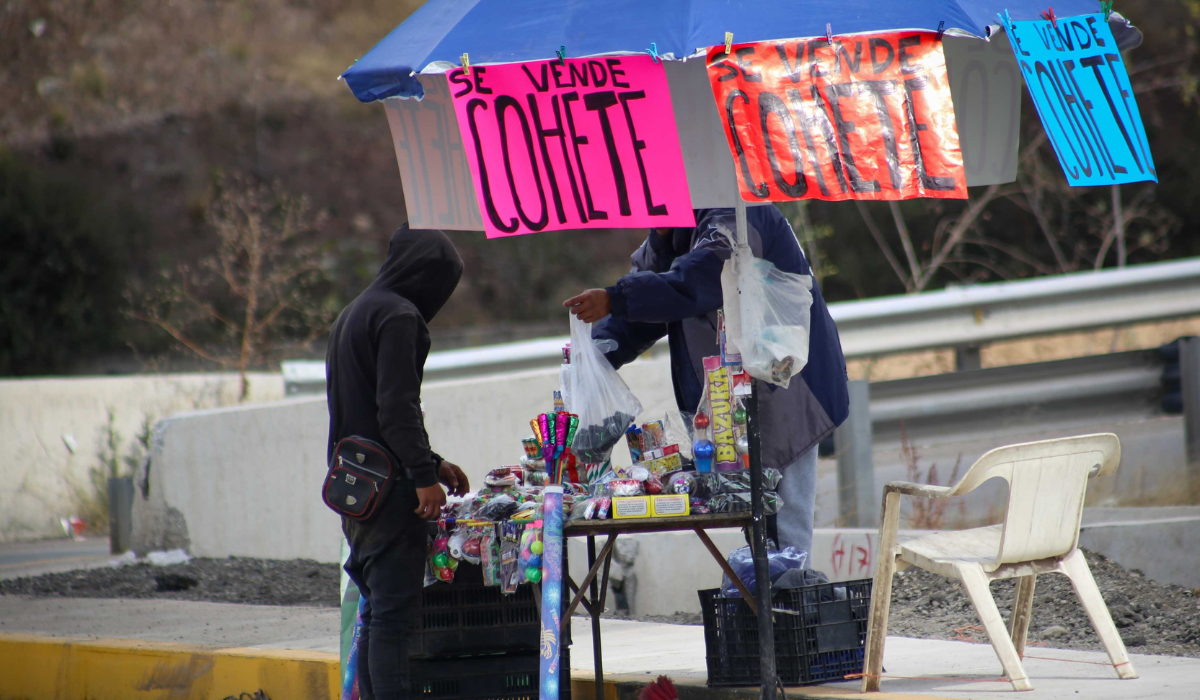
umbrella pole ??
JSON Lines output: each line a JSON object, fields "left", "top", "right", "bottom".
{"left": 735, "top": 198, "right": 778, "bottom": 700}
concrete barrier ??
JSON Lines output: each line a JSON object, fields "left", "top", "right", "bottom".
{"left": 0, "top": 373, "right": 283, "bottom": 543}
{"left": 132, "top": 361, "right": 676, "bottom": 562}
{"left": 1080, "top": 506, "right": 1200, "bottom": 589}
{"left": 127, "top": 360, "right": 1200, "bottom": 609}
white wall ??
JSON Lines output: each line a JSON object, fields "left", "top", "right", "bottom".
{"left": 0, "top": 373, "right": 283, "bottom": 542}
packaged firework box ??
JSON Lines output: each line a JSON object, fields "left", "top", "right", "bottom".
{"left": 704, "top": 357, "right": 739, "bottom": 471}
{"left": 499, "top": 521, "right": 521, "bottom": 595}
{"left": 641, "top": 420, "right": 666, "bottom": 451}
{"left": 481, "top": 523, "right": 501, "bottom": 586}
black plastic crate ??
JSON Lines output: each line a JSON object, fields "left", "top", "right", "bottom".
{"left": 416, "top": 563, "right": 541, "bottom": 658}
{"left": 411, "top": 649, "right": 571, "bottom": 700}
{"left": 699, "top": 578, "right": 872, "bottom": 687}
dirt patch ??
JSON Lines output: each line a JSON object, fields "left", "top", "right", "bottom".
{"left": 0, "top": 557, "right": 340, "bottom": 607}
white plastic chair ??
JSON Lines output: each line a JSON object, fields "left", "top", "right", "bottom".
{"left": 862, "top": 433, "right": 1138, "bottom": 692}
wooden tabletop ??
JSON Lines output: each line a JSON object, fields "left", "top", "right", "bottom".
{"left": 562, "top": 512, "right": 751, "bottom": 536}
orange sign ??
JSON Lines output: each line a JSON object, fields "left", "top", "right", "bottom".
{"left": 706, "top": 32, "right": 967, "bottom": 201}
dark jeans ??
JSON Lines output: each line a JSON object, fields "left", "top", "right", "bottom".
{"left": 342, "top": 479, "right": 432, "bottom": 700}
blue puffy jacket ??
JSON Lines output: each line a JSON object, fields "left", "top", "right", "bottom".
{"left": 594, "top": 205, "right": 848, "bottom": 469}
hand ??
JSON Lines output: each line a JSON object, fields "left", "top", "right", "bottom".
{"left": 438, "top": 460, "right": 470, "bottom": 496}
{"left": 414, "top": 484, "right": 447, "bottom": 520}
{"left": 563, "top": 289, "right": 612, "bottom": 324}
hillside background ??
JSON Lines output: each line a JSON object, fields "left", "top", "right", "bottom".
{"left": 2, "top": 0, "right": 1198, "bottom": 376}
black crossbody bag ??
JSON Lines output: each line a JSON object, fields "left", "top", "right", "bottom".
{"left": 323, "top": 436, "right": 397, "bottom": 521}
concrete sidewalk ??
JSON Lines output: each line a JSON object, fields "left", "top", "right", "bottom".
{"left": 1, "top": 595, "right": 1196, "bottom": 700}
{"left": 570, "top": 616, "right": 1199, "bottom": 700}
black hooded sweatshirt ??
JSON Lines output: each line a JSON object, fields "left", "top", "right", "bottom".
{"left": 325, "top": 226, "right": 463, "bottom": 489}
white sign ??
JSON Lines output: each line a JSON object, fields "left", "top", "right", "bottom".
{"left": 944, "top": 32, "right": 1022, "bottom": 187}
{"left": 383, "top": 75, "right": 484, "bottom": 231}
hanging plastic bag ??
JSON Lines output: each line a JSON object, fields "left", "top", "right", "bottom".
{"left": 567, "top": 313, "right": 642, "bottom": 463}
{"left": 722, "top": 244, "right": 814, "bottom": 388}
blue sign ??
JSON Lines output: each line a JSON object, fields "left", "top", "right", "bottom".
{"left": 1000, "top": 12, "right": 1156, "bottom": 186}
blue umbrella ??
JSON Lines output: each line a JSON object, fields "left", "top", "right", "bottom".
{"left": 340, "top": 0, "right": 1104, "bottom": 102}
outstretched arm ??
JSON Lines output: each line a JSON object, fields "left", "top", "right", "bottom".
{"left": 607, "top": 219, "right": 732, "bottom": 324}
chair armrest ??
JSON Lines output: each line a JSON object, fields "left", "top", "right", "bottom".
{"left": 884, "top": 481, "right": 953, "bottom": 499}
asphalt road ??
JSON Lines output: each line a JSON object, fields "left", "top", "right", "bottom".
{"left": 0, "top": 537, "right": 113, "bottom": 581}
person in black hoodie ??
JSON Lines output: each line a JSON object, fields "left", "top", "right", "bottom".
{"left": 326, "top": 225, "right": 469, "bottom": 700}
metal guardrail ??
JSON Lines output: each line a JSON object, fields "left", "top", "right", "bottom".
{"left": 283, "top": 257, "right": 1200, "bottom": 394}
{"left": 869, "top": 348, "right": 1164, "bottom": 425}
{"left": 834, "top": 256, "right": 1200, "bottom": 357}
{"left": 836, "top": 344, "right": 1191, "bottom": 526}
{"left": 281, "top": 336, "right": 585, "bottom": 393}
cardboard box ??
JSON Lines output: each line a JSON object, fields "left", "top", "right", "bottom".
{"left": 612, "top": 495, "right": 692, "bottom": 518}
{"left": 651, "top": 494, "right": 690, "bottom": 517}
{"left": 613, "top": 496, "right": 650, "bottom": 519}
{"left": 643, "top": 451, "right": 683, "bottom": 476}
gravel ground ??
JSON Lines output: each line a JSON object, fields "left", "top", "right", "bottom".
{"left": 886, "top": 550, "right": 1200, "bottom": 658}
{"left": 3, "top": 550, "right": 1198, "bottom": 659}
{"left": 606, "top": 551, "right": 1200, "bottom": 658}
{"left": 0, "top": 557, "right": 341, "bottom": 607}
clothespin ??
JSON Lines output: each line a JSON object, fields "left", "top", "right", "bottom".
{"left": 826, "top": 23, "right": 834, "bottom": 45}
{"left": 1100, "top": 0, "right": 1113, "bottom": 20}
{"left": 461, "top": 53, "right": 470, "bottom": 76}
{"left": 556, "top": 46, "right": 566, "bottom": 64}
{"left": 936, "top": 20, "right": 946, "bottom": 41}
{"left": 997, "top": 9, "right": 1014, "bottom": 30}
{"left": 646, "top": 42, "right": 659, "bottom": 63}
{"left": 724, "top": 31, "right": 734, "bottom": 54}
{"left": 1041, "top": 7, "right": 1058, "bottom": 28}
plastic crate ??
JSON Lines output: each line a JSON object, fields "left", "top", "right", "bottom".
{"left": 411, "top": 649, "right": 571, "bottom": 700}
{"left": 416, "top": 563, "right": 541, "bottom": 658}
{"left": 698, "top": 578, "right": 872, "bottom": 687}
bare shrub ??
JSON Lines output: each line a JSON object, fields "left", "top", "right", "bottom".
{"left": 899, "top": 424, "right": 963, "bottom": 530}
{"left": 130, "top": 174, "right": 333, "bottom": 399}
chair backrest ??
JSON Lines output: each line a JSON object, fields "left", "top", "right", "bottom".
{"left": 947, "top": 433, "right": 1120, "bottom": 568}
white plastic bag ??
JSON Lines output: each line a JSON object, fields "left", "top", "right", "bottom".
{"left": 722, "top": 245, "right": 813, "bottom": 388}
{"left": 567, "top": 314, "right": 643, "bottom": 463}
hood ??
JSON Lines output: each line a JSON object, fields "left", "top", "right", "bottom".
{"left": 370, "top": 225, "right": 464, "bottom": 323}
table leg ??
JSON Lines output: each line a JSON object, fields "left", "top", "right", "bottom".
{"left": 567, "top": 575, "right": 593, "bottom": 616}
{"left": 598, "top": 539, "right": 613, "bottom": 613}
{"left": 588, "top": 535, "right": 604, "bottom": 700}
{"left": 563, "top": 534, "right": 615, "bottom": 626}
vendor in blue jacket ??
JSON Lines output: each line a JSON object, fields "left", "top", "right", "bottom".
{"left": 563, "top": 205, "right": 848, "bottom": 557}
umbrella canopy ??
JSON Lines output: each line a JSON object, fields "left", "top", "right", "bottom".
{"left": 341, "top": 0, "right": 1103, "bottom": 102}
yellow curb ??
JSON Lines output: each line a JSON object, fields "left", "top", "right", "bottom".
{"left": 0, "top": 633, "right": 959, "bottom": 700}
{"left": 0, "top": 633, "right": 339, "bottom": 700}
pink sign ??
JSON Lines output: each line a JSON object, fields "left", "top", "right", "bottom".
{"left": 448, "top": 55, "right": 695, "bottom": 238}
